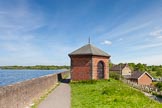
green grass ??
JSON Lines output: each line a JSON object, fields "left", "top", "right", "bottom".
{"left": 71, "top": 79, "right": 162, "bottom": 108}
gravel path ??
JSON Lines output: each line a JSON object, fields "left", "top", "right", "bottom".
{"left": 38, "top": 82, "right": 70, "bottom": 108}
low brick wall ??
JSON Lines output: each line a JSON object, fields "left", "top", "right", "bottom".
{"left": 0, "top": 71, "right": 69, "bottom": 108}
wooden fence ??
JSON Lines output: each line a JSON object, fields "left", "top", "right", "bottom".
{"left": 122, "top": 79, "right": 162, "bottom": 95}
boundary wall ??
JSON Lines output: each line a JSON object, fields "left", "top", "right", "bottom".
{"left": 0, "top": 71, "right": 69, "bottom": 108}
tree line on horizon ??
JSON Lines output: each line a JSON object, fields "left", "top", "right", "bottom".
{"left": 1, "top": 62, "right": 162, "bottom": 78}
{"left": 109, "top": 62, "right": 162, "bottom": 78}
{"left": 0, "top": 65, "right": 70, "bottom": 70}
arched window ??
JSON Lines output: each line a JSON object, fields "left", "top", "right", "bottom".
{"left": 97, "top": 61, "right": 104, "bottom": 79}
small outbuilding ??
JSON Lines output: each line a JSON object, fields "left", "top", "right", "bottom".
{"left": 68, "top": 44, "right": 110, "bottom": 81}
{"left": 128, "top": 71, "right": 153, "bottom": 85}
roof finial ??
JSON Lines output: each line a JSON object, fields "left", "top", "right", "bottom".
{"left": 88, "top": 36, "right": 91, "bottom": 44}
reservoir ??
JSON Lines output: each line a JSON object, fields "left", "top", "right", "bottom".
{"left": 0, "top": 69, "right": 65, "bottom": 86}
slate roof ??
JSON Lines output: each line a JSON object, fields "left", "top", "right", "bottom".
{"left": 130, "top": 71, "right": 143, "bottom": 79}
{"left": 68, "top": 44, "right": 110, "bottom": 57}
{"left": 110, "top": 64, "right": 128, "bottom": 71}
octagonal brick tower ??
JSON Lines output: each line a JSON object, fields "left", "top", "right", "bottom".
{"left": 68, "top": 44, "right": 110, "bottom": 81}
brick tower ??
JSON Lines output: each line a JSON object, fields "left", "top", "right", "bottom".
{"left": 68, "top": 44, "right": 110, "bottom": 81}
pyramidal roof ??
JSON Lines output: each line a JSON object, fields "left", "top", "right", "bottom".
{"left": 69, "top": 44, "right": 110, "bottom": 57}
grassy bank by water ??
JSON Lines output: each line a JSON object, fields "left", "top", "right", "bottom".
{"left": 71, "top": 79, "right": 162, "bottom": 108}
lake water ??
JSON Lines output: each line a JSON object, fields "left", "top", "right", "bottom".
{"left": 0, "top": 69, "right": 65, "bottom": 86}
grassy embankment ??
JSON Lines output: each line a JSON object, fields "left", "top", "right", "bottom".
{"left": 71, "top": 79, "right": 162, "bottom": 108}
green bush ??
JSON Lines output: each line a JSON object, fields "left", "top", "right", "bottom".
{"left": 71, "top": 80, "right": 97, "bottom": 84}
{"left": 155, "top": 82, "right": 162, "bottom": 90}
{"left": 109, "top": 72, "right": 121, "bottom": 80}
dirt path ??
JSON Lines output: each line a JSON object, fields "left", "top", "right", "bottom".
{"left": 38, "top": 82, "right": 70, "bottom": 108}
{"left": 143, "top": 91, "right": 162, "bottom": 103}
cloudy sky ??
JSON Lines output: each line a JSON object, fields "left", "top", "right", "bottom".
{"left": 0, "top": 0, "right": 162, "bottom": 66}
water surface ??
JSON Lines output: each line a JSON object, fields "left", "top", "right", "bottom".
{"left": 0, "top": 69, "right": 65, "bottom": 86}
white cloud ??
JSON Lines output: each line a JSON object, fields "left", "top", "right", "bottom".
{"left": 0, "top": 0, "right": 45, "bottom": 56}
{"left": 133, "top": 43, "right": 162, "bottom": 50}
{"left": 0, "top": 0, "right": 45, "bottom": 37}
{"left": 128, "top": 29, "right": 162, "bottom": 51}
{"left": 102, "top": 21, "right": 152, "bottom": 39}
{"left": 121, "top": 22, "right": 151, "bottom": 34}
{"left": 101, "top": 40, "right": 112, "bottom": 45}
{"left": 150, "top": 29, "right": 162, "bottom": 39}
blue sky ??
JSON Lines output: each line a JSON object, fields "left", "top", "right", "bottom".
{"left": 0, "top": 0, "right": 162, "bottom": 66}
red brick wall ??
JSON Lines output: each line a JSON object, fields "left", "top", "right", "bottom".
{"left": 138, "top": 74, "right": 152, "bottom": 85}
{"left": 92, "top": 56, "right": 109, "bottom": 80}
{"left": 70, "top": 55, "right": 92, "bottom": 81}
{"left": 70, "top": 55, "right": 110, "bottom": 81}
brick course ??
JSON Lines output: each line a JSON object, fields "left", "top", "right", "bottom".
{"left": 129, "top": 73, "right": 152, "bottom": 85}
{"left": 70, "top": 55, "right": 110, "bottom": 81}
{"left": 70, "top": 55, "right": 92, "bottom": 81}
{"left": 92, "top": 56, "right": 109, "bottom": 80}
{"left": 138, "top": 74, "right": 152, "bottom": 85}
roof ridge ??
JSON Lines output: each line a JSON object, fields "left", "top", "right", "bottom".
{"left": 143, "top": 71, "right": 153, "bottom": 79}
{"left": 89, "top": 44, "right": 93, "bottom": 54}
{"left": 68, "top": 43, "right": 110, "bottom": 57}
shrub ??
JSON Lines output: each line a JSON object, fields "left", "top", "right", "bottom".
{"left": 155, "top": 82, "right": 162, "bottom": 91}
{"left": 71, "top": 80, "right": 97, "bottom": 84}
{"left": 101, "top": 86, "right": 109, "bottom": 95}
{"left": 109, "top": 72, "right": 121, "bottom": 80}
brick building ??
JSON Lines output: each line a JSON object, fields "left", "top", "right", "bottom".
{"left": 68, "top": 44, "right": 110, "bottom": 81}
{"left": 128, "top": 71, "right": 153, "bottom": 85}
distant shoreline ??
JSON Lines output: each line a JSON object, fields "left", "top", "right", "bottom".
{"left": 0, "top": 65, "right": 70, "bottom": 70}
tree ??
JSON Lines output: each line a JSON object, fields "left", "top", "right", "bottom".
{"left": 156, "top": 69, "right": 162, "bottom": 77}
{"left": 128, "top": 63, "right": 135, "bottom": 71}
{"left": 152, "top": 66, "right": 158, "bottom": 71}
{"left": 135, "top": 63, "right": 147, "bottom": 72}
{"left": 109, "top": 60, "right": 114, "bottom": 69}
{"left": 155, "top": 82, "right": 162, "bottom": 91}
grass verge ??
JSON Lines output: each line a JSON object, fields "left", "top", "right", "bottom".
{"left": 31, "top": 83, "right": 59, "bottom": 108}
{"left": 71, "top": 79, "right": 162, "bottom": 108}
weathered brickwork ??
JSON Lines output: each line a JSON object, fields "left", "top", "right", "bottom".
{"left": 0, "top": 71, "right": 69, "bottom": 108}
{"left": 69, "top": 44, "right": 110, "bottom": 81}
{"left": 130, "top": 73, "right": 152, "bottom": 85}
{"left": 70, "top": 55, "right": 92, "bottom": 80}
{"left": 92, "top": 56, "right": 109, "bottom": 80}
{"left": 70, "top": 55, "right": 109, "bottom": 81}
{"left": 138, "top": 74, "right": 152, "bottom": 85}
